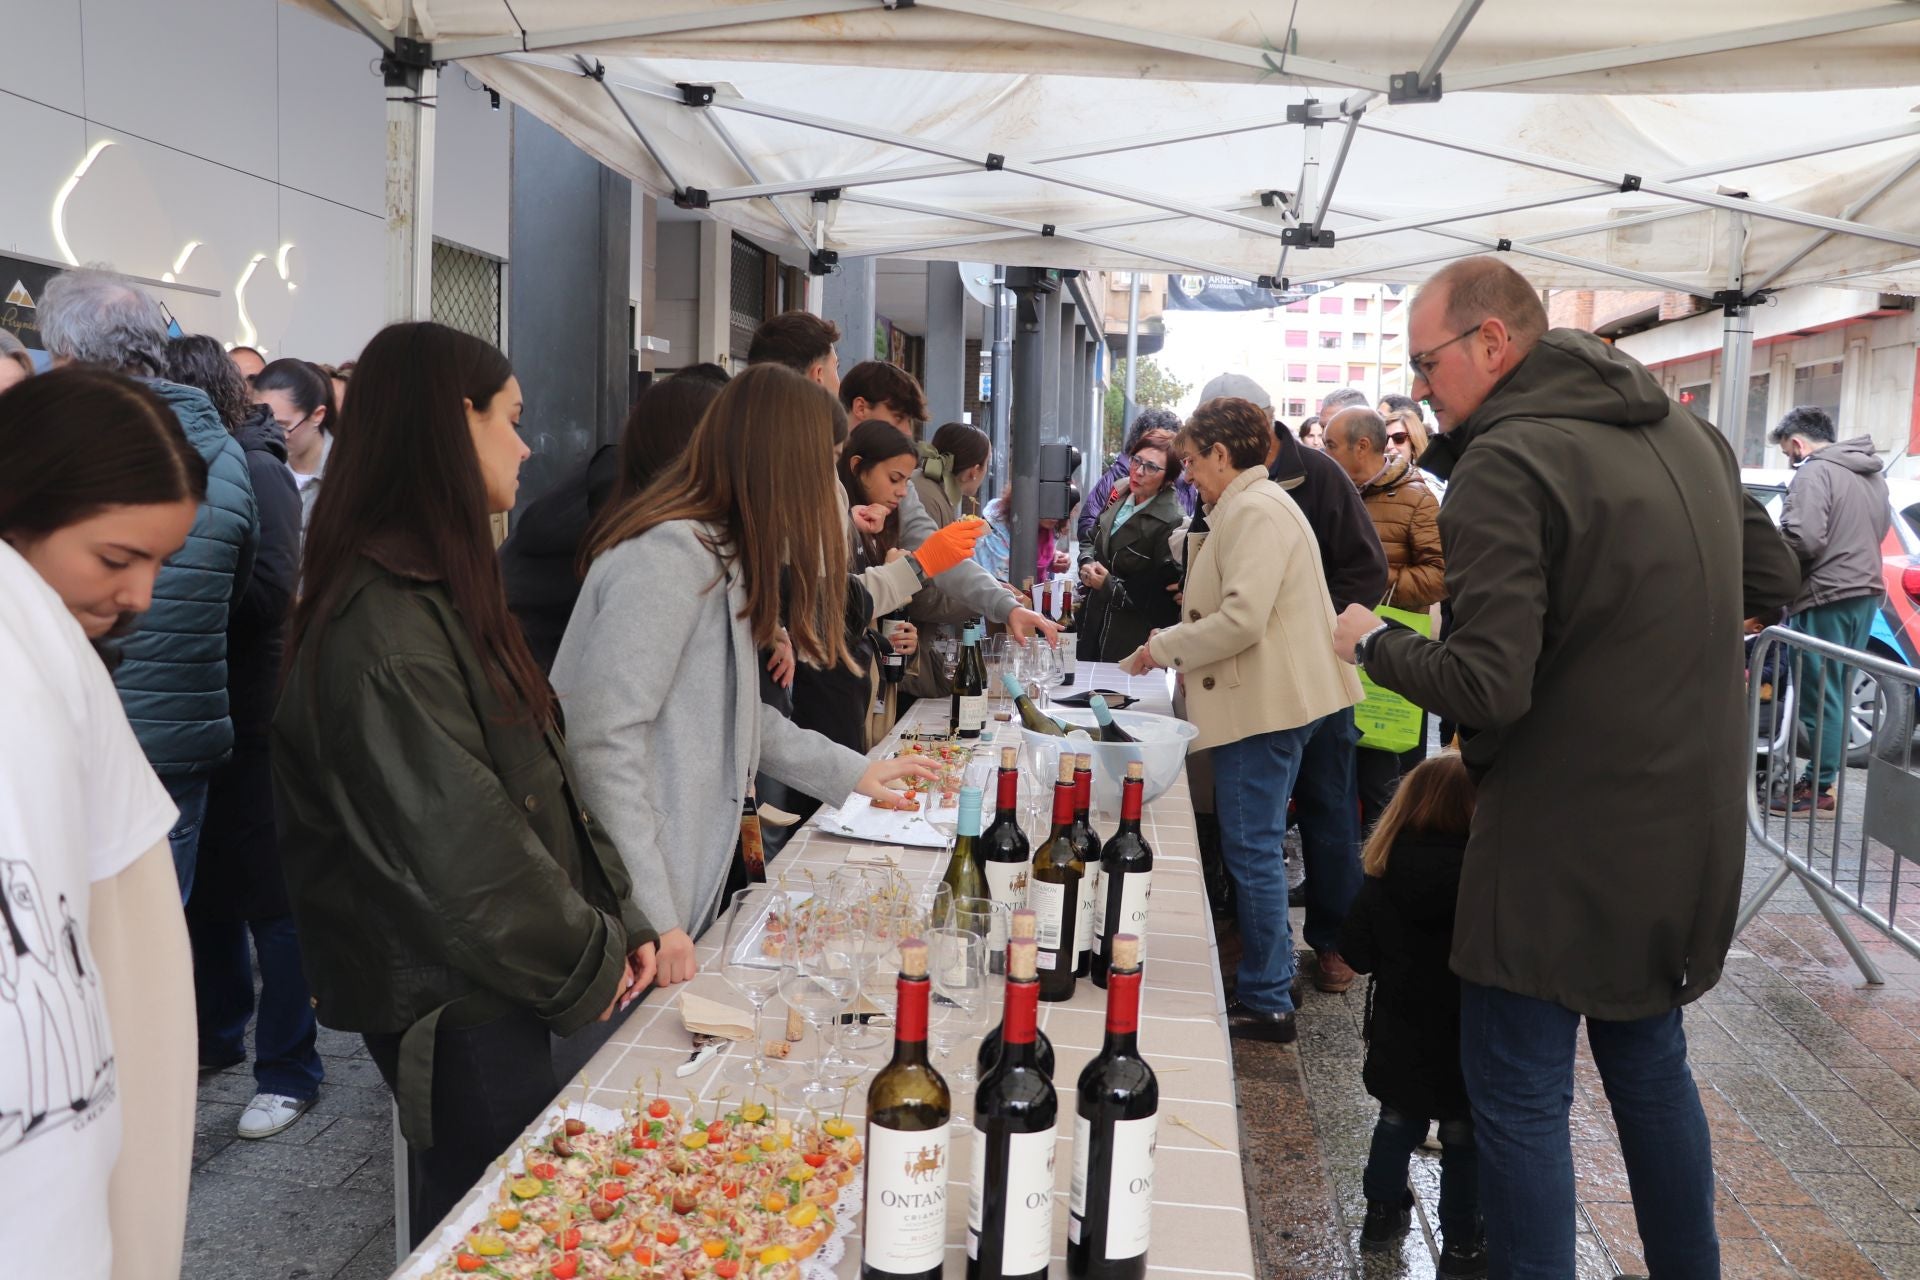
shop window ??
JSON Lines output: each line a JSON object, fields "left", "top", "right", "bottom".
{"left": 1742, "top": 372, "right": 1771, "bottom": 467}
{"left": 1792, "top": 359, "right": 1843, "bottom": 422}
{"left": 1675, "top": 382, "right": 1710, "bottom": 415}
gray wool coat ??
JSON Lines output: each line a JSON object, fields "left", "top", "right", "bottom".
{"left": 552, "top": 521, "right": 870, "bottom": 938}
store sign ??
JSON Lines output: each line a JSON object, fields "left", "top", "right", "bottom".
{"left": 1163, "top": 274, "right": 1324, "bottom": 313}
{"left": 0, "top": 254, "right": 58, "bottom": 350}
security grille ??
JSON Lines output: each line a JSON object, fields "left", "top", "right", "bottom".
{"left": 730, "top": 235, "right": 770, "bottom": 358}
{"left": 432, "top": 241, "right": 502, "bottom": 346}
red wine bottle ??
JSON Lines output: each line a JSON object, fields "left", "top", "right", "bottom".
{"left": 978, "top": 908, "right": 1057, "bottom": 1081}
{"left": 863, "top": 939, "right": 952, "bottom": 1280}
{"left": 1029, "top": 753, "right": 1083, "bottom": 1002}
{"left": 1068, "top": 936, "right": 1157, "bottom": 1279}
{"left": 1091, "top": 761, "right": 1153, "bottom": 989}
{"left": 978, "top": 746, "right": 1031, "bottom": 976}
{"left": 967, "top": 939, "right": 1058, "bottom": 1280}
{"left": 1069, "top": 753, "right": 1102, "bottom": 979}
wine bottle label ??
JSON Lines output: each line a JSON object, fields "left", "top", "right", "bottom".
{"left": 865, "top": 1121, "right": 951, "bottom": 1271}
{"left": 1106, "top": 1114, "right": 1157, "bottom": 1259}
{"left": 1069, "top": 1111, "right": 1091, "bottom": 1219}
{"left": 1060, "top": 645, "right": 1077, "bottom": 676}
{"left": 1074, "top": 867, "right": 1097, "bottom": 959}
{"left": 969, "top": 1126, "right": 1057, "bottom": 1273}
{"left": 1027, "top": 877, "right": 1070, "bottom": 950}
{"left": 982, "top": 860, "right": 1029, "bottom": 913}
{"left": 1116, "top": 871, "right": 1152, "bottom": 958}
{"left": 957, "top": 694, "right": 989, "bottom": 732}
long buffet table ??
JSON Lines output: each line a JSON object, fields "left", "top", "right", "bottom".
{"left": 388, "top": 662, "right": 1256, "bottom": 1279}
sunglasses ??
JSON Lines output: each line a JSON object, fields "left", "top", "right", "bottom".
{"left": 1387, "top": 431, "right": 1409, "bottom": 446}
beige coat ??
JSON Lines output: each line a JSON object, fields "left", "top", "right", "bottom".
{"left": 1147, "top": 467, "right": 1362, "bottom": 751}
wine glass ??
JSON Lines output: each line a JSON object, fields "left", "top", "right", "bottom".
{"left": 720, "top": 885, "right": 795, "bottom": 1086}
{"left": 830, "top": 867, "right": 895, "bottom": 1055}
{"left": 915, "top": 881, "right": 955, "bottom": 936}
{"left": 929, "top": 927, "right": 990, "bottom": 1098}
{"left": 778, "top": 901, "right": 860, "bottom": 1102}
{"left": 984, "top": 634, "right": 1012, "bottom": 712}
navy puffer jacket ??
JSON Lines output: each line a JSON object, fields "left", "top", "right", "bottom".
{"left": 112, "top": 380, "right": 258, "bottom": 775}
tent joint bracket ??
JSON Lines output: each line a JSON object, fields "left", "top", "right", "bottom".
{"left": 1496, "top": 238, "right": 1512, "bottom": 252}
{"left": 812, "top": 187, "right": 843, "bottom": 203}
{"left": 809, "top": 249, "right": 840, "bottom": 275}
{"left": 1388, "top": 70, "right": 1442, "bottom": 104}
{"left": 1041, "top": 224, "right": 1056, "bottom": 237}
{"left": 677, "top": 82, "right": 715, "bottom": 107}
{"left": 583, "top": 59, "right": 607, "bottom": 82}
{"left": 381, "top": 37, "right": 436, "bottom": 86}
{"left": 1619, "top": 173, "right": 1642, "bottom": 193}
{"left": 1258, "top": 274, "right": 1290, "bottom": 291}
{"left": 1282, "top": 225, "right": 1336, "bottom": 248}
{"left": 985, "top": 153, "right": 1006, "bottom": 171}
{"left": 1286, "top": 100, "right": 1343, "bottom": 126}
{"left": 1708, "top": 288, "right": 1772, "bottom": 316}
{"left": 673, "top": 188, "right": 710, "bottom": 210}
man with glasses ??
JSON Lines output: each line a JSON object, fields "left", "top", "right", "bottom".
{"left": 1330, "top": 256, "right": 1800, "bottom": 1276}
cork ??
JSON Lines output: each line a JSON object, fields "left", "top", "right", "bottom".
{"left": 785, "top": 1005, "right": 805, "bottom": 1041}
{"left": 999, "top": 746, "right": 1019, "bottom": 768}
{"left": 1056, "top": 753, "right": 1075, "bottom": 784}
{"left": 763, "top": 1040, "right": 791, "bottom": 1059}
{"left": 1075, "top": 753, "right": 1092, "bottom": 771}
{"left": 1008, "top": 938, "right": 1038, "bottom": 981}
{"left": 898, "top": 938, "right": 928, "bottom": 978}
{"left": 1125, "top": 760, "right": 1144, "bottom": 781}
{"left": 1112, "top": 934, "right": 1142, "bottom": 969}
{"left": 1010, "top": 907, "right": 1037, "bottom": 941}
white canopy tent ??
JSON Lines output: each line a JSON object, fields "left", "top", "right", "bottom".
{"left": 306, "top": 0, "right": 1920, "bottom": 602}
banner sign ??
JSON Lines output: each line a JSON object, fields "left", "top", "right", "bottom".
{"left": 0, "top": 254, "right": 59, "bottom": 351}
{"left": 1163, "top": 274, "right": 1326, "bottom": 313}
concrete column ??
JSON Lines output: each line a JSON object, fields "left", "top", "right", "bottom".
{"left": 824, "top": 258, "right": 877, "bottom": 375}
{"left": 1009, "top": 277, "right": 1050, "bottom": 592}
{"left": 989, "top": 278, "right": 1012, "bottom": 489}
{"left": 1071, "top": 327, "right": 1089, "bottom": 458}
{"left": 925, "top": 262, "right": 967, "bottom": 427}
{"left": 696, "top": 221, "right": 730, "bottom": 367}
{"left": 1084, "top": 337, "right": 1100, "bottom": 486}
{"left": 508, "top": 106, "right": 632, "bottom": 512}
{"left": 1058, "top": 308, "right": 1079, "bottom": 443}
{"left": 1039, "top": 289, "right": 1062, "bottom": 441}
{"left": 634, "top": 193, "right": 659, "bottom": 374}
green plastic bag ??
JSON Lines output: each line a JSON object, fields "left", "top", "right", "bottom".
{"left": 1354, "top": 606, "right": 1434, "bottom": 754}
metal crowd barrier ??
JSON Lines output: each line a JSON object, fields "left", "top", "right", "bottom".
{"left": 1734, "top": 626, "right": 1920, "bottom": 984}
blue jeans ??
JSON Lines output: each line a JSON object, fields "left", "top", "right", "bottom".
{"left": 190, "top": 914, "right": 324, "bottom": 1100}
{"left": 1293, "top": 707, "right": 1363, "bottom": 954}
{"left": 1213, "top": 718, "right": 1321, "bottom": 1014}
{"left": 1791, "top": 595, "right": 1878, "bottom": 788}
{"left": 1460, "top": 982, "right": 1717, "bottom": 1279}
{"left": 162, "top": 774, "right": 210, "bottom": 903}
{"left": 1363, "top": 1108, "right": 1480, "bottom": 1242}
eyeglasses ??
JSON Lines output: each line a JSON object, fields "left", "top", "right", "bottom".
{"left": 1387, "top": 431, "right": 1409, "bottom": 446}
{"left": 1408, "top": 325, "right": 1482, "bottom": 379}
{"left": 1129, "top": 457, "right": 1165, "bottom": 476}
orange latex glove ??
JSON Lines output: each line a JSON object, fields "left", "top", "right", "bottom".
{"left": 912, "top": 516, "right": 986, "bottom": 578}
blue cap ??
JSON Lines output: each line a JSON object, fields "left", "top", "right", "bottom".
{"left": 1001, "top": 672, "right": 1025, "bottom": 697}
{"left": 957, "top": 785, "right": 984, "bottom": 836}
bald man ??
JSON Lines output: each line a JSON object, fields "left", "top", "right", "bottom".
{"left": 1331, "top": 255, "right": 1801, "bottom": 1273}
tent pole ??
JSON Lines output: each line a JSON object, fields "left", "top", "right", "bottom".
{"left": 1008, "top": 275, "right": 1049, "bottom": 597}
{"left": 322, "top": 0, "right": 395, "bottom": 50}
{"left": 991, "top": 273, "right": 1013, "bottom": 495}
{"left": 702, "top": 110, "right": 813, "bottom": 252}
{"left": 1416, "top": 0, "right": 1486, "bottom": 91}
{"left": 1447, "top": 4, "right": 1920, "bottom": 93}
{"left": 434, "top": 0, "right": 874, "bottom": 59}
{"left": 1124, "top": 275, "right": 1141, "bottom": 434}
{"left": 1718, "top": 214, "right": 1756, "bottom": 455}
{"left": 383, "top": 28, "right": 434, "bottom": 323}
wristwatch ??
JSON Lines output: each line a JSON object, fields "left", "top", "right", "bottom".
{"left": 905, "top": 552, "right": 931, "bottom": 588}
{"left": 1355, "top": 621, "right": 1392, "bottom": 667}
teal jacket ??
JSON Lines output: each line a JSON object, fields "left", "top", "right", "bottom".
{"left": 112, "top": 381, "right": 258, "bottom": 776}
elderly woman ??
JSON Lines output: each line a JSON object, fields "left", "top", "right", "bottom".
{"left": 1121, "top": 396, "right": 1361, "bottom": 1043}
{"left": 1077, "top": 437, "right": 1184, "bottom": 662}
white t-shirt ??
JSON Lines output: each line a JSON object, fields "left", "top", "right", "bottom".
{"left": 0, "top": 539, "right": 177, "bottom": 1279}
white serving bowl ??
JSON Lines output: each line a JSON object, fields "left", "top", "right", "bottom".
{"left": 1016, "top": 708, "right": 1199, "bottom": 819}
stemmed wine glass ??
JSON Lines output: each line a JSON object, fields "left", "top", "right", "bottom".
{"left": 719, "top": 885, "right": 794, "bottom": 1086}
{"left": 929, "top": 926, "right": 990, "bottom": 1123}
{"left": 830, "top": 866, "right": 897, "bottom": 1055}
{"left": 778, "top": 900, "right": 860, "bottom": 1102}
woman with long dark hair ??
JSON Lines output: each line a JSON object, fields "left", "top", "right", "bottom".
{"left": 166, "top": 334, "right": 322, "bottom": 1138}
{"left": 0, "top": 367, "right": 206, "bottom": 1277}
{"left": 251, "top": 357, "right": 333, "bottom": 535}
{"left": 791, "top": 419, "right": 922, "bottom": 753}
{"left": 271, "top": 322, "right": 658, "bottom": 1242}
{"left": 556, "top": 364, "right": 937, "bottom": 986}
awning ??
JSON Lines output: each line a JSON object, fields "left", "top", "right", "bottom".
{"left": 307, "top": 1, "right": 1920, "bottom": 296}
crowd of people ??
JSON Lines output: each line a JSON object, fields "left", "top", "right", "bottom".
{"left": 2, "top": 248, "right": 1885, "bottom": 1280}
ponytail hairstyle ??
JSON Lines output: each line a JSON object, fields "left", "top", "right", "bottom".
{"left": 252, "top": 358, "right": 332, "bottom": 437}
{"left": 1360, "top": 752, "right": 1475, "bottom": 876}
{"left": 837, "top": 418, "right": 917, "bottom": 551}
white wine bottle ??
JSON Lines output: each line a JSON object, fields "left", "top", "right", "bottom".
{"left": 1088, "top": 694, "right": 1136, "bottom": 743}
{"left": 951, "top": 623, "right": 988, "bottom": 739}
{"left": 1002, "top": 673, "right": 1067, "bottom": 736}
{"left": 863, "top": 938, "right": 952, "bottom": 1280}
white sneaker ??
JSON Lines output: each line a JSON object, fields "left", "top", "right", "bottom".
{"left": 237, "top": 1092, "right": 315, "bottom": 1139}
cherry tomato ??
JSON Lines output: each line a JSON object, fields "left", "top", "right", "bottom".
{"left": 602, "top": 1181, "right": 626, "bottom": 1201}
{"left": 612, "top": 1158, "right": 636, "bottom": 1176}
{"left": 636, "top": 1137, "right": 658, "bottom": 1150}
{"left": 656, "top": 1223, "right": 680, "bottom": 1246}
{"left": 648, "top": 1099, "right": 672, "bottom": 1119}
{"left": 802, "top": 1152, "right": 827, "bottom": 1169}
{"left": 564, "top": 1118, "right": 588, "bottom": 1137}
{"left": 550, "top": 1257, "right": 578, "bottom": 1280}
{"left": 632, "top": 1248, "right": 656, "bottom": 1267}
{"left": 589, "top": 1198, "right": 616, "bottom": 1223}
{"left": 672, "top": 1189, "right": 698, "bottom": 1215}
{"left": 528, "top": 1162, "right": 558, "bottom": 1180}
{"left": 454, "top": 1255, "right": 482, "bottom": 1273}
{"left": 706, "top": 1121, "right": 728, "bottom": 1143}
{"left": 714, "top": 1262, "right": 740, "bottom": 1279}
{"left": 720, "top": 1180, "right": 741, "bottom": 1199}
{"left": 558, "top": 1227, "right": 582, "bottom": 1250}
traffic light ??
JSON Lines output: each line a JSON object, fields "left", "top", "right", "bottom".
{"left": 1039, "top": 441, "right": 1082, "bottom": 521}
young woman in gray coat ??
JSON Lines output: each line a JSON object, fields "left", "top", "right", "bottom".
{"left": 553, "top": 364, "right": 936, "bottom": 986}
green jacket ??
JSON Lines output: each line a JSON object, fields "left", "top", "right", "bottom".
{"left": 271, "top": 549, "right": 656, "bottom": 1146}
{"left": 1369, "top": 329, "right": 1800, "bottom": 1021}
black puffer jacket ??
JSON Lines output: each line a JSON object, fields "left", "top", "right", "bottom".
{"left": 1340, "top": 832, "right": 1469, "bottom": 1122}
